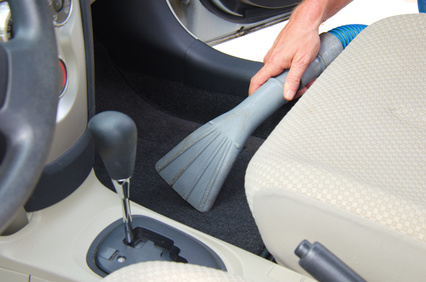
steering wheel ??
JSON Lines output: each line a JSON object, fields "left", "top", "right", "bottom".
{"left": 0, "top": 0, "right": 59, "bottom": 232}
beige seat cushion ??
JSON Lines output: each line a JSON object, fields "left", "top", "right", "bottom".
{"left": 245, "top": 14, "right": 426, "bottom": 281}
{"left": 103, "top": 261, "right": 250, "bottom": 282}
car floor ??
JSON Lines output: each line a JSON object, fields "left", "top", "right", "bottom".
{"left": 91, "top": 0, "right": 420, "bottom": 266}
{"left": 93, "top": 39, "right": 272, "bottom": 256}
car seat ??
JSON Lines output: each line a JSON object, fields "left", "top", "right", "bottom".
{"left": 245, "top": 13, "right": 426, "bottom": 281}
{"left": 103, "top": 261, "right": 250, "bottom": 281}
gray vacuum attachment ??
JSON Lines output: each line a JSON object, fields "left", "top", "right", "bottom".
{"left": 156, "top": 32, "right": 346, "bottom": 212}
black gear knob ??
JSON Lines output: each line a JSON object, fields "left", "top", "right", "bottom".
{"left": 88, "top": 111, "right": 137, "bottom": 180}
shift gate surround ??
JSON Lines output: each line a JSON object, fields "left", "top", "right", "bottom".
{"left": 87, "top": 215, "right": 226, "bottom": 277}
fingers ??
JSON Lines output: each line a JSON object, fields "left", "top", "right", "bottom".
{"left": 283, "top": 55, "right": 312, "bottom": 101}
{"left": 248, "top": 13, "right": 321, "bottom": 99}
{"left": 249, "top": 62, "right": 286, "bottom": 95}
{"left": 248, "top": 69, "right": 268, "bottom": 96}
{"left": 249, "top": 54, "right": 313, "bottom": 99}
{"left": 293, "top": 79, "right": 316, "bottom": 99}
{"left": 249, "top": 53, "right": 317, "bottom": 100}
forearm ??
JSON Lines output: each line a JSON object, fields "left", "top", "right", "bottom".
{"left": 290, "top": 0, "right": 353, "bottom": 30}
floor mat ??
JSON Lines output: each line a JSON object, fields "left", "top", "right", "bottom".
{"left": 93, "top": 41, "right": 266, "bottom": 255}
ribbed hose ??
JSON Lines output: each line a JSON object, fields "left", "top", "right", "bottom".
{"left": 419, "top": 0, "right": 426, "bottom": 13}
{"left": 328, "top": 24, "right": 368, "bottom": 49}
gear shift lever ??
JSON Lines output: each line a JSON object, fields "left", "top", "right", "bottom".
{"left": 88, "top": 111, "right": 137, "bottom": 245}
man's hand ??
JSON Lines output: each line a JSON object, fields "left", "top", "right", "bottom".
{"left": 248, "top": 0, "right": 352, "bottom": 100}
{"left": 248, "top": 21, "right": 320, "bottom": 101}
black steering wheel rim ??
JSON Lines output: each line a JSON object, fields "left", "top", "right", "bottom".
{"left": 0, "top": 0, "right": 58, "bottom": 232}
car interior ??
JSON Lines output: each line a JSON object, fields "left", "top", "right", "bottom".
{"left": 0, "top": 0, "right": 425, "bottom": 281}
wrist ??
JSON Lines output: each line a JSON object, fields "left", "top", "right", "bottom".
{"left": 291, "top": 0, "right": 352, "bottom": 30}
{"left": 291, "top": 0, "right": 327, "bottom": 30}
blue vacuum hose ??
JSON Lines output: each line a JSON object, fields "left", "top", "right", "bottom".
{"left": 419, "top": 0, "right": 426, "bottom": 13}
{"left": 328, "top": 24, "right": 368, "bottom": 49}
{"left": 296, "top": 24, "right": 367, "bottom": 87}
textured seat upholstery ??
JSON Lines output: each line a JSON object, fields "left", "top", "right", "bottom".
{"left": 245, "top": 14, "right": 426, "bottom": 281}
{"left": 103, "top": 261, "right": 249, "bottom": 282}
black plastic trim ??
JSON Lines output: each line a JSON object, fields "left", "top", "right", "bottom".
{"left": 24, "top": 0, "right": 96, "bottom": 211}
{"left": 200, "top": 0, "right": 298, "bottom": 23}
{"left": 87, "top": 216, "right": 226, "bottom": 277}
{"left": 91, "top": 0, "right": 263, "bottom": 97}
{"left": 241, "top": 0, "right": 300, "bottom": 9}
{"left": 24, "top": 129, "right": 94, "bottom": 211}
{"left": 185, "top": 39, "right": 262, "bottom": 95}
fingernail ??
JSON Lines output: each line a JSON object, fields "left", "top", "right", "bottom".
{"left": 285, "top": 89, "right": 296, "bottom": 101}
